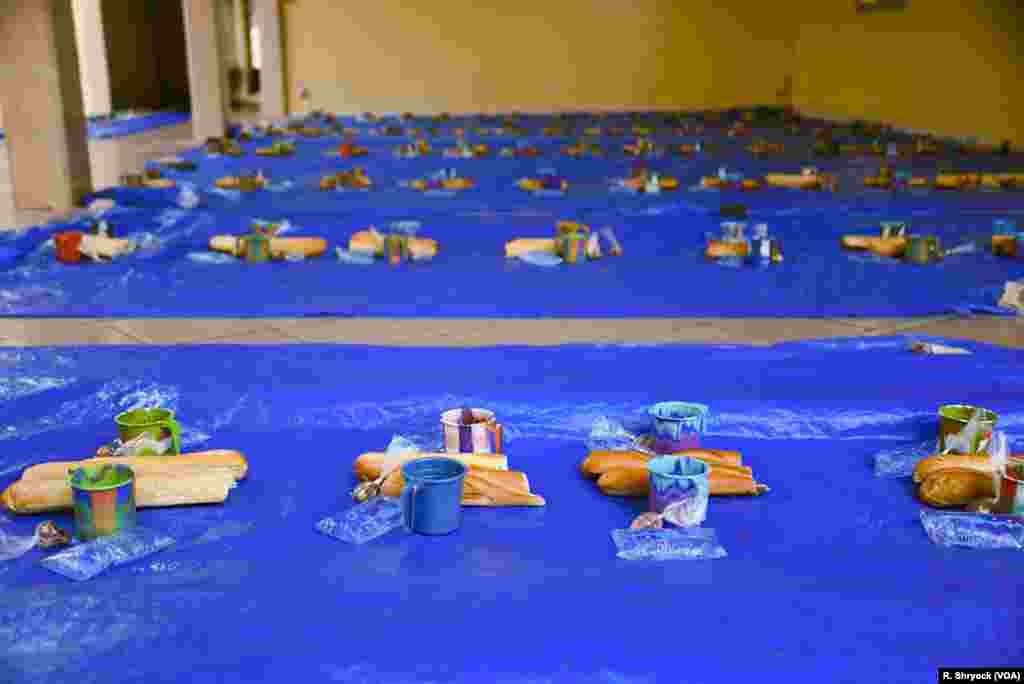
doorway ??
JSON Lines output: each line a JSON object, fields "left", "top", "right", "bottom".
{"left": 101, "top": 0, "right": 191, "bottom": 114}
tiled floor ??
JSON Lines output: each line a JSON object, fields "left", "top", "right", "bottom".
{"left": 0, "top": 122, "right": 1021, "bottom": 349}
{"left": 0, "top": 317, "right": 1018, "bottom": 347}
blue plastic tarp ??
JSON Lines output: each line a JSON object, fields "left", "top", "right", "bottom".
{"left": 2, "top": 111, "right": 1022, "bottom": 317}
{"left": 0, "top": 337, "right": 1022, "bottom": 683}
{"left": 0, "top": 200, "right": 1021, "bottom": 317}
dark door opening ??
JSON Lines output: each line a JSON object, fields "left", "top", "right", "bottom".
{"left": 102, "top": 0, "right": 191, "bottom": 113}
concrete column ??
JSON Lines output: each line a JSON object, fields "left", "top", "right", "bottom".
{"left": 182, "top": 0, "right": 227, "bottom": 141}
{"left": 71, "top": 0, "right": 112, "bottom": 118}
{"left": 0, "top": 1, "right": 92, "bottom": 211}
{"left": 215, "top": 0, "right": 235, "bottom": 116}
{"left": 254, "top": 0, "right": 286, "bottom": 119}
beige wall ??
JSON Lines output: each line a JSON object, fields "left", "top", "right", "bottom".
{"left": 281, "top": 1, "right": 798, "bottom": 115}
{"left": 793, "top": 0, "right": 1024, "bottom": 145}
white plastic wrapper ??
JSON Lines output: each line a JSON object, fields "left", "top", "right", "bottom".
{"left": 176, "top": 184, "right": 200, "bottom": 209}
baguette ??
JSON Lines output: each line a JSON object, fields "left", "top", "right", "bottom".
{"left": 354, "top": 452, "right": 508, "bottom": 482}
{"left": 209, "top": 235, "right": 328, "bottom": 258}
{"left": 911, "top": 452, "right": 1024, "bottom": 508}
{"left": 2, "top": 472, "right": 235, "bottom": 514}
{"left": 706, "top": 240, "right": 749, "bottom": 259}
{"left": 864, "top": 176, "right": 892, "bottom": 189}
{"left": 20, "top": 449, "right": 249, "bottom": 482}
{"left": 704, "top": 175, "right": 763, "bottom": 190}
{"left": 840, "top": 236, "right": 908, "bottom": 258}
{"left": 380, "top": 468, "right": 545, "bottom": 507}
{"left": 580, "top": 449, "right": 743, "bottom": 478}
{"left": 349, "top": 232, "right": 439, "bottom": 260}
{"left": 912, "top": 452, "right": 993, "bottom": 484}
{"left": 918, "top": 470, "right": 994, "bottom": 508}
{"left": 214, "top": 176, "right": 263, "bottom": 190}
{"left": 764, "top": 174, "right": 822, "bottom": 190}
{"left": 505, "top": 238, "right": 557, "bottom": 258}
{"left": 595, "top": 466, "right": 766, "bottom": 497}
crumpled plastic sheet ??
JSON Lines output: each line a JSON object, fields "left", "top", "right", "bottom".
{"left": 611, "top": 527, "right": 727, "bottom": 561}
{"left": 873, "top": 440, "right": 936, "bottom": 478}
{"left": 0, "top": 525, "right": 39, "bottom": 561}
{"left": 316, "top": 498, "right": 404, "bottom": 545}
{"left": 336, "top": 248, "right": 375, "bottom": 265}
{"left": 0, "top": 284, "right": 70, "bottom": 314}
{"left": 517, "top": 251, "right": 563, "bottom": 267}
{"left": 920, "top": 510, "right": 1024, "bottom": 550}
{"left": 2, "top": 380, "right": 1022, "bottom": 447}
{"left": 0, "top": 340, "right": 1021, "bottom": 452}
{"left": 0, "top": 379, "right": 210, "bottom": 448}
{"left": 40, "top": 528, "right": 176, "bottom": 582}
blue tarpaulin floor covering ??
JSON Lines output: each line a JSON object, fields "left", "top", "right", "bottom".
{"left": 0, "top": 337, "right": 1021, "bottom": 683}
{"left": 1, "top": 110, "right": 1022, "bottom": 318}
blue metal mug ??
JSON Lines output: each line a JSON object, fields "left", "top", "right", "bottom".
{"left": 648, "top": 402, "right": 709, "bottom": 450}
{"left": 401, "top": 457, "right": 468, "bottom": 535}
{"left": 647, "top": 456, "right": 710, "bottom": 521}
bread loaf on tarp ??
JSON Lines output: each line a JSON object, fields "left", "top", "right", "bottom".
{"left": 595, "top": 466, "right": 765, "bottom": 497}
{"left": 580, "top": 449, "right": 764, "bottom": 497}
{"left": 913, "top": 452, "right": 1010, "bottom": 508}
{"left": 380, "top": 469, "right": 545, "bottom": 507}
{"left": 21, "top": 449, "right": 248, "bottom": 482}
{"left": 2, "top": 472, "right": 235, "bottom": 514}
{"left": 355, "top": 452, "right": 508, "bottom": 482}
{"left": 581, "top": 449, "right": 744, "bottom": 477}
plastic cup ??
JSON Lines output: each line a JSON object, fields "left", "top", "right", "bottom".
{"left": 647, "top": 456, "right": 710, "bottom": 521}
{"left": 115, "top": 408, "right": 182, "bottom": 455}
{"left": 401, "top": 457, "right": 468, "bottom": 535}
{"left": 69, "top": 464, "right": 136, "bottom": 541}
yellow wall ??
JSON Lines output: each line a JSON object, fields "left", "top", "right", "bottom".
{"left": 281, "top": 1, "right": 798, "bottom": 115}
{"left": 793, "top": 0, "right": 1024, "bottom": 145}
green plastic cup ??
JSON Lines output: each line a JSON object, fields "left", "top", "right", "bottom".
{"left": 938, "top": 405, "right": 998, "bottom": 453}
{"left": 115, "top": 408, "right": 181, "bottom": 456}
{"left": 69, "top": 464, "right": 136, "bottom": 541}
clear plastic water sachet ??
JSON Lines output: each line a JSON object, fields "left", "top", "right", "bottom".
{"left": 336, "top": 248, "right": 375, "bottom": 265}
{"left": 920, "top": 510, "right": 1024, "bottom": 550}
{"left": 316, "top": 498, "right": 404, "bottom": 545}
{"left": 0, "top": 525, "right": 39, "bottom": 562}
{"left": 187, "top": 252, "right": 236, "bottom": 264}
{"left": 385, "top": 434, "right": 422, "bottom": 455}
{"left": 518, "top": 251, "right": 563, "bottom": 267}
{"left": 40, "top": 528, "right": 176, "bottom": 581}
{"left": 611, "top": 528, "right": 727, "bottom": 561}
